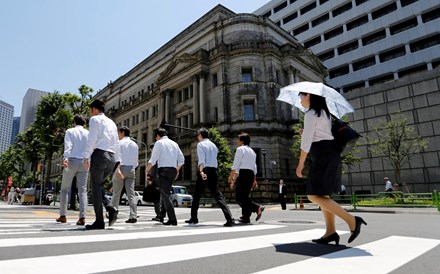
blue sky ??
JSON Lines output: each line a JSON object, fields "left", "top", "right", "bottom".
{"left": 0, "top": 0, "right": 269, "bottom": 116}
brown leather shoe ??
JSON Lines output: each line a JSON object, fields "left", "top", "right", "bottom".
{"left": 56, "top": 216, "right": 67, "bottom": 223}
{"left": 76, "top": 218, "right": 85, "bottom": 226}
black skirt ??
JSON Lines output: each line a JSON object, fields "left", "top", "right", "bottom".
{"left": 307, "top": 140, "right": 342, "bottom": 195}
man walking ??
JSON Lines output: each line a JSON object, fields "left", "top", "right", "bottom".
{"left": 186, "top": 128, "right": 234, "bottom": 227}
{"left": 146, "top": 128, "right": 184, "bottom": 226}
{"left": 110, "top": 126, "right": 139, "bottom": 224}
{"left": 56, "top": 115, "right": 89, "bottom": 225}
{"left": 83, "top": 99, "right": 119, "bottom": 230}
{"left": 278, "top": 179, "right": 287, "bottom": 210}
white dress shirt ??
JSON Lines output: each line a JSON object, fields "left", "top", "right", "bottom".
{"left": 117, "top": 137, "right": 139, "bottom": 168}
{"left": 231, "top": 145, "right": 257, "bottom": 175}
{"left": 197, "top": 138, "right": 218, "bottom": 168}
{"left": 63, "top": 125, "right": 89, "bottom": 160}
{"left": 148, "top": 136, "right": 185, "bottom": 168}
{"left": 300, "top": 109, "right": 334, "bottom": 153}
{"left": 82, "top": 113, "right": 119, "bottom": 159}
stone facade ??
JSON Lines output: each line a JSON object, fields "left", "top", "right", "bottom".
{"left": 94, "top": 5, "right": 326, "bottom": 191}
{"left": 344, "top": 68, "right": 440, "bottom": 194}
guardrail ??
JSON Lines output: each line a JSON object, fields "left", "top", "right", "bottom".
{"left": 293, "top": 190, "right": 440, "bottom": 212}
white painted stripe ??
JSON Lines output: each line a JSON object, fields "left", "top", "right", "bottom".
{"left": 254, "top": 236, "right": 440, "bottom": 274}
{"left": 0, "top": 228, "right": 341, "bottom": 274}
{"left": 0, "top": 224, "right": 284, "bottom": 247}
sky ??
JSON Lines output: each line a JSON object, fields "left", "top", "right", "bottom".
{"left": 0, "top": 0, "right": 270, "bottom": 116}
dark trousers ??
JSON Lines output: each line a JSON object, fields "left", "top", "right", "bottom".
{"left": 191, "top": 168, "right": 232, "bottom": 221}
{"left": 90, "top": 149, "right": 115, "bottom": 223}
{"left": 235, "top": 169, "right": 260, "bottom": 219}
{"left": 279, "top": 194, "right": 286, "bottom": 210}
{"left": 158, "top": 167, "right": 177, "bottom": 222}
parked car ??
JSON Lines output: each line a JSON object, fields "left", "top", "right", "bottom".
{"left": 121, "top": 191, "right": 146, "bottom": 206}
{"left": 170, "top": 185, "right": 193, "bottom": 207}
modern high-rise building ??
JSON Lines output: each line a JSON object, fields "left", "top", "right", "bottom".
{"left": 254, "top": 0, "right": 440, "bottom": 93}
{"left": 11, "top": 117, "right": 20, "bottom": 144}
{"left": 19, "top": 88, "right": 50, "bottom": 133}
{"left": 0, "top": 100, "right": 14, "bottom": 155}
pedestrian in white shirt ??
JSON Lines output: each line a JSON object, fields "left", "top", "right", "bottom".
{"left": 228, "top": 132, "right": 264, "bottom": 224}
{"left": 56, "top": 115, "right": 89, "bottom": 226}
{"left": 7, "top": 186, "right": 15, "bottom": 204}
{"left": 111, "top": 126, "right": 139, "bottom": 223}
{"left": 146, "top": 128, "right": 184, "bottom": 226}
{"left": 82, "top": 99, "right": 119, "bottom": 230}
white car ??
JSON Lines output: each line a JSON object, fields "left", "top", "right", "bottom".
{"left": 170, "top": 185, "right": 193, "bottom": 207}
{"left": 121, "top": 191, "right": 146, "bottom": 206}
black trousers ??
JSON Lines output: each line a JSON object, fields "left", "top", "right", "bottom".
{"left": 279, "top": 194, "right": 286, "bottom": 210}
{"left": 158, "top": 167, "right": 177, "bottom": 222}
{"left": 191, "top": 167, "right": 232, "bottom": 221}
{"left": 90, "top": 149, "right": 114, "bottom": 223}
{"left": 235, "top": 169, "right": 259, "bottom": 219}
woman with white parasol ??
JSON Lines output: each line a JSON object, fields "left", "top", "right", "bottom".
{"left": 278, "top": 81, "right": 366, "bottom": 245}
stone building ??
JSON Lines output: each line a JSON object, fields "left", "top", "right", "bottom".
{"left": 94, "top": 5, "right": 326, "bottom": 191}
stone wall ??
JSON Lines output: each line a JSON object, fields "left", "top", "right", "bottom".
{"left": 344, "top": 68, "right": 440, "bottom": 194}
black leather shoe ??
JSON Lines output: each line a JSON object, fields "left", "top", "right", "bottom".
{"left": 185, "top": 219, "right": 198, "bottom": 224}
{"left": 125, "top": 218, "right": 137, "bottom": 223}
{"left": 348, "top": 216, "right": 367, "bottom": 243}
{"left": 152, "top": 217, "right": 164, "bottom": 222}
{"left": 107, "top": 206, "right": 118, "bottom": 227}
{"left": 163, "top": 220, "right": 177, "bottom": 226}
{"left": 224, "top": 220, "right": 234, "bottom": 227}
{"left": 85, "top": 221, "right": 105, "bottom": 230}
{"left": 312, "top": 232, "right": 340, "bottom": 245}
{"left": 256, "top": 206, "right": 265, "bottom": 221}
{"left": 238, "top": 217, "right": 250, "bottom": 224}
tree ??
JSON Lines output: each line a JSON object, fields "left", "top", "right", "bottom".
{"left": 291, "top": 113, "right": 362, "bottom": 178}
{"left": 16, "top": 128, "right": 45, "bottom": 186}
{"left": 208, "top": 127, "right": 233, "bottom": 183}
{"left": 368, "top": 114, "right": 428, "bottom": 187}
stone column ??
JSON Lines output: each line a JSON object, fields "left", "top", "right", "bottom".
{"left": 165, "top": 89, "right": 171, "bottom": 123}
{"left": 158, "top": 92, "right": 165, "bottom": 124}
{"left": 192, "top": 75, "right": 199, "bottom": 125}
{"left": 199, "top": 73, "right": 207, "bottom": 124}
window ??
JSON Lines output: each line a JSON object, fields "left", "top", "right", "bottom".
{"left": 293, "top": 23, "right": 309, "bottom": 36}
{"left": 344, "top": 82, "right": 365, "bottom": 93}
{"left": 369, "top": 73, "right": 394, "bottom": 86}
{"left": 242, "top": 67, "right": 253, "bottom": 82}
{"left": 355, "top": 0, "right": 369, "bottom": 5}
{"left": 243, "top": 100, "right": 255, "bottom": 121}
{"left": 390, "top": 17, "right": 418, "bottom": 35}
{"left": 262, "top": 11, "right": 271, "bottom": 18}
{"left": 337, "top": 40, "right": 359, "bottom": 55}
{"left": 362, "top": 29, "right": 386, "bottom": 46}
{"left": 318, "top": 50, "right": 335, "bottom": 61}
{"left": 329, "top": 65, "right": 349, "bottom": 79}
{"left": 398, "top": 64, "right": 427, "bottom": 78}
{"left": 274, "top": 1, "right": 287, "bottom": 13}
{"left": 347, "top": 15, "right": 368, "bottom": 30}
{"left": 283, "top": 12, "right": 298, "bottom": 24}
{"left": 372, "top": 2, "right": 397, "bottom": 20}
{"left": 324, "top": 26, "right": 343, "bottom": 41}
{"left": 304, "top": 36, "right": 321, "bottom": 48}
{"left": 400, "top": 0, "right": 418, "bottom": 7}
{"left": 332, "top": 2, "right": 352, "bottom": 17}
{"left": 300, "top": 2, "right": 316, "bottom": 15}
{"left": 379, "top": 46, "right": 406, "bottom": 62}
{"left": 353, "top": 56, "right": 376, "bottom": 71}
{"left": 212, "top": 74, "right": 218, "bottom": 87}
{"left": 410, "top": 34, "right": 440, "bottom": 53}
{"left": 312, "top": 14, "right": 329, "bottom": 27}
{"left": 421, "top": 7, "right": 440, "bottom": 23}
{"left": 319, "top": 0, "right": 329, "bottom": 4}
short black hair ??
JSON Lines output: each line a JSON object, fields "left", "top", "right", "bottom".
{"left": 119, "top": 126, "right": 130, "bottom": 137}
{"left": 90, "top": 99, "right": 105, "bottom": 112}
{"left": 155, "top": 128, "right": 168, "bottom": 138}
{"left": 197, "top": 128, "right": 209, "bottom": 139}
{"left": 73, "top": 115, "right": 85, "bottom": 126}
{"left": 238, "top": 132, "right": 251, "bottom": 146}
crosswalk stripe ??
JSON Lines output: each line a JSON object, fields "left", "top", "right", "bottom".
{"left": 0, "top": 228, "right": 344, "bottom": 274}
{"left": 253, "top": 235, "right": 440, "bottom": 274}
{"left": 0, "top": 224, "right": 284, "bottom": 247}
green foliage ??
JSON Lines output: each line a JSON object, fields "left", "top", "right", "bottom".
{"left": 291, "top": 113, "right": 362, "bottom": 177}
{"left": 208, "top": 127, "right": 232, "bottom": 182}
{"left": 368, "top": 113, "right": 428, "bottom": 186}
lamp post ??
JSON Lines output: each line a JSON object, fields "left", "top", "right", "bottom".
{"left": 261, "top": 149, "right": 267, "bottom": 179}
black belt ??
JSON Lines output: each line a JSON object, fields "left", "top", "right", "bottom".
{"left": 203, "top": 167, "right": 217, "bottom": 171}
{"left": 158, "top": 167, "right": 176, "bottom": 171}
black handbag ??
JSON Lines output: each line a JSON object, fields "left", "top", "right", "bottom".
{"left": 143, "top": 183, "right": 160, "bottom": 203}
{"left": 331, "top": 117, "right": 361, "bottom": 156}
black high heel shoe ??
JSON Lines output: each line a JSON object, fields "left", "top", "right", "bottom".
{"left": 348, "top": 216, "right": 367, "bottom": 243}
{"left": 312, "top": 232, "right": 340, "bottom": 245}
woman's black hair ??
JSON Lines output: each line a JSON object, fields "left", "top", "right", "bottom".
{"left": 300, "top": 92, "right": 330, "bottom": 118}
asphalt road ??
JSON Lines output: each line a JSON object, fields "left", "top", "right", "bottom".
{"left": 0, "top": 201, "right": 439, "bottom": 274}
